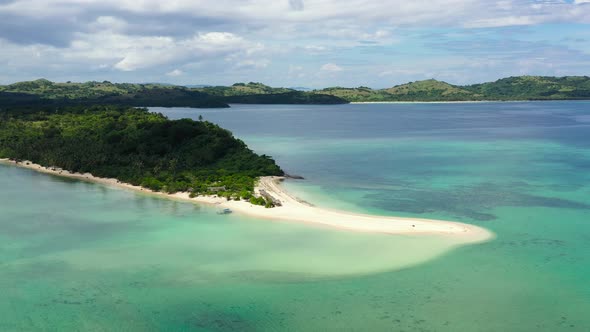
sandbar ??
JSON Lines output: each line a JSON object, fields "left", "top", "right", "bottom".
{"left": 0, "top": 158, "right": 494, "bottom": 243}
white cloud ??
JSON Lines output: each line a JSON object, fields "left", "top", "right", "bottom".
{"left": 321, "top": 63, "right": 343, "bottom": 72}
{"left": 166, "top": 69, "right": 184, "bottom": 76}
{"left": 62, "top": 30, "right": 261, "bottom": 72}
{"left": 89, "top": 16, "right": 128, "bottom": 32}
{"left": 303, "top": 45, "right": 329, "bottom": 53}
{"left": 1, "top": 0, "right": 590, "bottom": 85}
{"left": 2, "top": 0, "right": 589, "bottom": 29}
{"left": 464, "top": 15, "right": 538, "bottom": 28}
{"left": 234, "top": 59, "right": 270, "bottom": 69}
{"left": 289, "top": 0, "right": 304, "bottom": 11}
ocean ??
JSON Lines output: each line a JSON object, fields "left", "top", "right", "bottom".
{"left": 1, "top": 101, "right": 589, "bottom": 331}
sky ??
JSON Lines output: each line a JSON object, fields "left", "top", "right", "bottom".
{"left": 0, "top": 0, "right": 589, "bottom": 88}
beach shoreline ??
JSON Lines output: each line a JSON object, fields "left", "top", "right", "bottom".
{"left": 349, "top": 100, "right": 590, "bottom": 104}
{"left": 350, "top": 100, "right": 510, "bottom": 104}
{"left": 0, "top": 158, "right": 494, "bottom": 243}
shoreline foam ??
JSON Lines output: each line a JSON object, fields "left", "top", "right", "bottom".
{"left": 0, "top": 158, "right": 494, "bottom": 243}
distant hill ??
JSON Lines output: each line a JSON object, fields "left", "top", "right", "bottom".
{"left": 313, "top": 76, "right": 590, "bottom": 102}
{"left": 0, "top": 80, "right": 348, "bottom": 107}
{"left": 462, "top": 76, "right": 590, "bottom": 100}
{"left": 184, "top": 84, "right": 213, "bottom": 88}
{"left": 194, "top": 82, "right": 348, "bottom": 104}
{"left": 221, "top": 91, "right": 348, "bottom": 105}
{"left": 0, "top": 79, "right": 228, "bottom": 108}
{"left": 195, "top": 82, "right": 293, "bottom": 96}
{"left": 2, "top": 76, "right": 590, "bottom": 108}
{"left": 383, "top": 79, "right": 480, "bottom": 101}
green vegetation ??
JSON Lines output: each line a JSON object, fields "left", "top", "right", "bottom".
{"left": 2, "top": 76, "right": 589, "bottom": 108}
{"left": 195, "top": 82, "right": 348, "bottom": 104}
{"left": 0, "top": 79, "right": 348, "bottom": 107}
{"left": 313, "top": 80, "right": 481, "bottom": 102}
{"left": 313, "top": 76, "right": 590, "bottom": 102}
{"left": 220, "top": 91, "right": 348, "bottom": 104}
{"left": 462, "top": 76, "right": 590, "bottom": 100}
{"left": 0, "top": 105, "right": 283, "bottom": 204}
{"left": 0, "top": 79, "right": 228, "bottom": 108}
{"left": 196, "top": 82, "right": 293, "bottom": 96}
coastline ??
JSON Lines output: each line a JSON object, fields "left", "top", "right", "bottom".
{"left": 0, "top": 158, "right": 494, "bottom": 243}
{"left": 350, "top": 100, "right": 509, "bottom": 104}
{"left": 349, "top": 100, "right": 590, "bottom": 104}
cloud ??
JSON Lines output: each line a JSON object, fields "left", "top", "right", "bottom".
{"left": 0, "top": 0, "right": 589, "bottom": 86}
{"left": 64, "top": 30, "right": 260, "bottom": 72}
{"left": 289, "top": 0, "right": 304, "bottom": 11}
{"left": 234, "top": 59, "right": 270, "bottom": 69}
{"left": 321, "top": 63, "right": 343, "bottom": 72}
{"left": 166, "top": 69, "right": 183, "bottom": 77}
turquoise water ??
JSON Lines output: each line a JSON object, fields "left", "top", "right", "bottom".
{"left": 2, "top": 102, "right": 590, "bottom": 331}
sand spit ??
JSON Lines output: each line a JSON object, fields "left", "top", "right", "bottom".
{"left": 0, "top": 158, "right": 494, "bottom": 243}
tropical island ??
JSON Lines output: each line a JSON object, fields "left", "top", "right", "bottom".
{"left": 1, "top": 76, "right": 590, "bottom": 109}
{"left": 0, "top": 105, "right": 284, "bottom": 207}
{"left": 0, "top": 75, "right": 583, "bottom": 238}
{"left": 0, "top": 104, "right": 492, "bottom": 240}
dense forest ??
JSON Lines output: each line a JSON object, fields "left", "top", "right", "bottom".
{"left": 313, "top": 76, "right": 590, "bottom": 102}
{"left": 0, "top": 105, "right": 284, "bottom": 206}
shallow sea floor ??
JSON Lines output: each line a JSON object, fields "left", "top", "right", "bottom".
{"left": 0, "top": 165, "right": 474, "bottom": 331}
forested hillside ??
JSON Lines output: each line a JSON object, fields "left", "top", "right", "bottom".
{"left": 196, "top": 82, "right": 348, "bottom": 104}
{"left": 313, "top": 76, "right": 590, "bottom": 102}
{"left": 3, "top": 76, "right": 589, "bottom": 107}
{"left": 0, "top": 79, "right": 228, "bottom": 108}
{"left": 0, "top": 106, "right": 284, "bottom": 204}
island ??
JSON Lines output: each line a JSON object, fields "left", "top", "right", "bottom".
{"left": 0, "top": 104, "right": 492, "bottom": 242}
{"left": 0, "top": 79, "right": 348, "bottom": 108}
{"left": 313, "top": 76, "right": 590, "bottom": 102}
{"left": 2, "top": 76, "right": 589, "bottom": 110}
{"left": 0, "top": 105, "right": 284, "bottom": 207}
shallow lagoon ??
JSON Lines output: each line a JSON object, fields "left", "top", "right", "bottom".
{"left": 1, "top": 102, "right": 589, "bottom": 331}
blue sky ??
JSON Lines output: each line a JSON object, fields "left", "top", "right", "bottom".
{"left": 0, "top": 0, "right": 589, "bottom": 88}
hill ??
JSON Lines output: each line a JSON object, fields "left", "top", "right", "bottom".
{"left": 313, "top": 80, "right": 481, "bottom": 102}
{"left": 0, "top": 79, "right": 228, "bottom": 108}
{"left": 0, "top": 80, "right": 348, "bottom": 107}
{"left": 195, "top": 82, "right": 293, "bottom": 96}
{"left": 3, "top": 76, "right": 590, "bottom": 106}
{"left": 462, "top": 76, "right": 590, "bottom": 100}
{"left": 195, "top": 82, "right": 348, "bottom": 104}
{"left": 383, "top": 79, "right": 480, "bottom": 101}
{"left": 313, "top": 76, "right": 590, "bottom": 102}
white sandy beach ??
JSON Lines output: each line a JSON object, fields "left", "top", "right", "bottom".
{"left": 0, "top": 158, "right": 493, "bottom": 243}
{"left": 350, "top": 101, "right": 503, "bottom": 104}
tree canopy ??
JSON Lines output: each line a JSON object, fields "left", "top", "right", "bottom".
{"left": 0, "top": 105, "right": 284, "bottom": 203}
